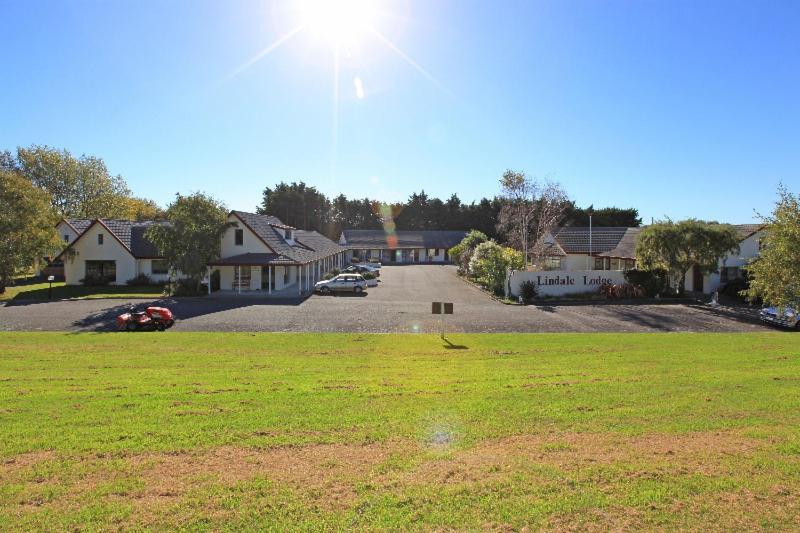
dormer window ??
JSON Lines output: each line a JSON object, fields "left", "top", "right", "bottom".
{"left": 284, "top": 228, "right": 293, "bottom": 240}
{"left": 98, "top": 234, "right": 104, "bottom": 245}
{"left": 234, "top": 229, "right": 244, "bottom": 246}
{"left": 63, "top": 234, "right": 70, "bottom": 243}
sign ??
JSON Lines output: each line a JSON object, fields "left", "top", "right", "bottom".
{"left": 508, "top": 270, "right": 627, "bottom": 298}
{"left": 431, "top": 302, "right": 453, "bottom": 314}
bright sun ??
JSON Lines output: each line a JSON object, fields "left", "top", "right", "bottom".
{"left": 298, "top": 0, "right": 377, "bottom": 46}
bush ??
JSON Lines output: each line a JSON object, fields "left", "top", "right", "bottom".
{"left": 126, "top": 274, "right": 152, "bottom": 286}
{"left": 169, "top": 278, "right": 205, "bottom": 296}
{"left": 600, "top": 282, "right": 646, "bottom": 299}
{"left": 210, "top": 269, "right": 220, "bottom": 292}
{"left": 362, "top": 272, "right": 376, "bottom": 280}
{"left": 469, "top": 241, "right": 518, "bottom": 296}
{"left": 624, "top": 268, "right": 669, "bottom": 297}
{"left": 720, "top": 276, "right": 758, "bottom": 303}
{"left": 518, "top": 280, "right": 537, "bottom": 303}
{"left": 81, "top": 274, "right": 113, "bottom": 286}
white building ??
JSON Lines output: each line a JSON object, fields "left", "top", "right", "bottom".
{"left": 684, "top": 224, "right": 764, "bottom": 294}
{"left": 56, "top": 219, "right": 172, "bottom": 285}
{"left": 339, "top": 230, "right": 467, "bottom": 264}
{"left": 209, "top": 211, "right": 345, "bottom": 295}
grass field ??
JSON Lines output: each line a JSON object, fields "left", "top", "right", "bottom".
{"left": 0, "top": 282, "right": 164, "bottom": 301}
{"left": 1, "top": 332, "right": 799, "bottom": 530}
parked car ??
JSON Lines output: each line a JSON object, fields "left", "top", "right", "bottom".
{"left": 315, "top": 274, "right": 367, "bottom": 294}
{"left": 760, "top": 305, "right": 799, "bottom": 330}
{"left": 344, "top": 264, "right": 380, "bottom": 277}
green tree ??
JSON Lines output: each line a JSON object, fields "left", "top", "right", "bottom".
{"left": 745, "top": 187, "right": 800, "bottom": 308}
{"left": 449, "top": 230, "right": 488, "bottom": 275}
{"left": 14, "top": 145, "right": 132, "bottom": 219}
{"left": 146, "top": 193, "right": 232, "bottom": 293}
{"left": 257, "top": 181, "right": 330, "bottom": 234}
{"left": 124, "top": 197, "right": 166, "bottom": 221}
{"left": 468, "top": 241, "right": 520, "bottom": 295}
{"left": 636, "top": 219, "right": 741, "bottom": 294}
{"left": 0, "top": 169, "right": 59, "bottom": 293}
{"left": 561, "top": 203, "right": 642, "bottom": 227}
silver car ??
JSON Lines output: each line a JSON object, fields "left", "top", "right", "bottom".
{"left": 760, "top": 306, "right": 799, "bottom": 330}
{"left": 315, "top": 274, "right": 367, "bottom": 294}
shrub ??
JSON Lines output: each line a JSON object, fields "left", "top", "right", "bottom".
{"left": 518, "top": 280, "right": 537, "bottom": 303}
{"left": 450, "top": 230, "right": 489, "bottom": 275}
{"left": 210, "top": 269, "right": 220, "bottom": 292}
{"left": 720, "top": 276, "right": 757, "bottom": 303}
{"left": 169, "top": 279, "right": 205, "bottom": 296}
{"left": 600, "top": 282, "right": 646, "bottom": 299}
{"left": 126, "top": 273, "right": 153, "bottom": 286}
{"left": 469, "top": 241, "right": 518, "bottom": 296}
{"left": 624, "top": 268, "right": 669, "bottom": 297}
{"left": 362, "top": 272, "right": 376, "bottom": 280}
{"left": 81, "top": 274, "right": 113, "bottom": 286}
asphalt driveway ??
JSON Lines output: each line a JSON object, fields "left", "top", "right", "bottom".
{"left": 0, "top": 265, "right": 771, "bottom": 333}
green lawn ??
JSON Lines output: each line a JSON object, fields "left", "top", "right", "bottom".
{"left": 1, "top": 332, "right": 799, "bottom": 530}
{"left": 0, "top": 282, "right": 164, "bottom": 301}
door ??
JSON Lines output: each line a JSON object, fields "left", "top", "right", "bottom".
{"left": 390, "top": 250, "right": 397, "bottom": 262}
{"left": 692, "top": 265, "right": 704, "bottom": 292}
{"left": 234, "top": 266, "right": 251, "bottom": 290}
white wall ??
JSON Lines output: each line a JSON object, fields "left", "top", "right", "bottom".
{"left": 63, "top": 224, "right": 136, "bottom": 285}
{"left": 221, "top": 214, "right": 274, "bottom": 257}
{"left": 56, "top": 221, "right": 81, "bottom": 246}
{"left": 686, "top": 230, "right": 763, "bottom": 294}
{"left": 508, "top": 270, "right": 626, "bottom": 297}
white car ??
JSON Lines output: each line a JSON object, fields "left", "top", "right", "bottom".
{"left": 315, "top": 274, "right": 367, "bottom": 294}
{"left": 760, "top": 306, "right": 799, "bottom": 330}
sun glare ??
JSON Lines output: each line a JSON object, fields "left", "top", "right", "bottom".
{"left": 299, "top": 0, "right": 377, "bottom": 46}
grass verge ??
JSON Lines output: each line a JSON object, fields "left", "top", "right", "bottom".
{"left": 0, "top": 282, "right": 164, "bottom": 301}
{"left": 0, "top": 332, "right": 798, "bottom": 530}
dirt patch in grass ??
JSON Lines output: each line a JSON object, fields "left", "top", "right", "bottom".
{"left": 128, "top": 442, "right": 400, "bottom": 509}
{"left": 401, "top": 430, "right": 765, "bottom": 485}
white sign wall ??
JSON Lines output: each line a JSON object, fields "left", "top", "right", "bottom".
{"left": 508, "top": 270, "right": 627, "bottom": 297}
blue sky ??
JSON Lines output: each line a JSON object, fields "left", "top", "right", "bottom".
{"left": 1, "top": 0, "right": 798, "bottom": 223}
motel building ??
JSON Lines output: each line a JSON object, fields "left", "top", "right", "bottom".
{"left": 208, "top": 211, "right": 345, "bottom": 296}
{"left": 55, "top": 219, "right": 174, "bottom": 285}
{"left": 508, "top": 225, "right": 763, "bottom": 298}
{"left": 338, "top": 229, "right": 467, "bottom": 264}
{"left": 57, "top": 211, "right": 346, "bottom": 297}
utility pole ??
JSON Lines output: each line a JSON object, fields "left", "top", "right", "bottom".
{"left": 588, "top": 214, "right": 592, "bottom": 270}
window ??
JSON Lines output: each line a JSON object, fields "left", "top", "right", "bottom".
{"left": 234, "top": 229, "right": 244, "bottom": 246}
{"left": 97, "top": 233, "right": 104, "bottom": 245}
{"left": 543, "top": 256, "right": 562, "bottom": 270}
{"left": 151, "top": 259, "right": 168, "bottom": 275}
{"left": 85, "top": 260, "right": 115, "bottom": 282}
{"left": 284, "top": 267, "right": 289, "bottom": 284}
{"left": 63, "top": 234, "right": 70, "bottom": 243}
{"left": 594, "top": 257, "right": 605, "bottom": 270}
{"left": 284, "top": 229, "right": 294, "bottom": 240}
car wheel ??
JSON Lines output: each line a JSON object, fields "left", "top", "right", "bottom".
{"left": 157, "top": 324, "right": 166, "bottom": 332}
{"left": 126, "top": 321, "right": 137, "bottom": 332}
{"left": 322, "top": 286, "right": 332, "bottom": 294}
{"left": 354, "top": 286, "right": 363, "bottom": 294}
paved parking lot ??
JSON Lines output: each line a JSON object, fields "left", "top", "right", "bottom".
{"left": 0, "top": 265, "right": 771, "bottom": 333}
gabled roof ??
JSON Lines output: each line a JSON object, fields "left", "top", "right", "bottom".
{"left": 58, "top": 218, "right": 93, "bottom": 234}
{"left": 340, "top": 230, "right": 468, "bottom": 249}
{"left": 56, "top": 219, "right": 164, "bottom": 260}
{"left": 227, "top": 211, "right": 344, "bottom": 264}
{"left": 535, "top": 227, "right": 640, "bottom": 259}
{"left": 733, "top": 224, "right": 763, "bottom": 240}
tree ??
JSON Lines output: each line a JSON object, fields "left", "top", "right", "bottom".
{"left": 635, "top": 219, "right": 741, "bottom": 294}
{"left": 0, "top": 169, "right": 59, "bottom": 293}
{"left": 745, "top": 187, "right": 800, "bottom": 308}
{"left": 146, "top": 193, "right": 232, "bottom": 293}
{"left": 14, "top": 145, "right": 132, "bottom": 219}
{"left": 468, "top": 241, "right": 522, "bottom": 295}
{"left": 124, "top": 197, "right": 166, "bottom": 221}
{"left": 497, "top": 170, "right": 569, "bottom": 268}
{"left": 257, "top": 181, "right": 330, "bottom": 234}
{"left": 449, "top": 230, "right": 489, "bottom": 275}
{"left": 561, "top": 204, "right": 642, "bottom": 227}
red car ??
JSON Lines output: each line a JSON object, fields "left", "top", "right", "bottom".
{"left": 117, "top": 306, "right": 175, "bottom": 332}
